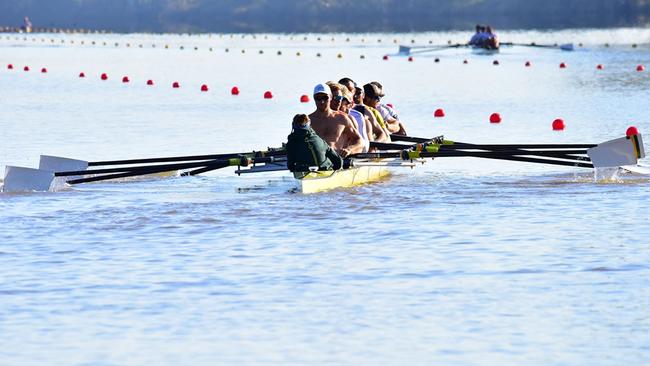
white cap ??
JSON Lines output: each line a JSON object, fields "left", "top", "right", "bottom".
{"left": 313, "top": 83, "right": 332, "bottom": 97}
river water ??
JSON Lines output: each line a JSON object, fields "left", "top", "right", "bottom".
{"left": 1, "top": 29, "right": 649, "bottom": 365}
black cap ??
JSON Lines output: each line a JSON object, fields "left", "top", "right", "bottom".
{"left": 363, "top": 83, "right": 382, "bottom": 99}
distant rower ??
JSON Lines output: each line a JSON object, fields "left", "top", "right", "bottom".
{"left": 469, "top": 24, "right": 499, "bottom": 49}
{"left": 21, "top": 16, "right": 32, "bottom": 33}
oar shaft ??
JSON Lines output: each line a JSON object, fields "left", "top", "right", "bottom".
{"left": 65, "top": 158, "right": 242, "bottom": 184}
{"left": 416, "top": 151, "right": 593, "bottom": 168}
{"left": 388, "top": 135, "right": 596, "bottom": 149}
{"left": 56, "top": 159, "right": 216, "bottom": 176}
{"left": 56, "top": 158, "right": 243, "bottom": 177}
{"left": 88, "top": 149, "right": 285, "bottom": 167}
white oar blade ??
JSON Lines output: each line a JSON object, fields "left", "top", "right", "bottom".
{"left": 588, "top": 135, "right": 641, "bottom": 168}
{"left": 2, "top": 166, "right": 54, "bottom": 193}
{"left": 39, "top": 155, "right": 88, "bottom": 172}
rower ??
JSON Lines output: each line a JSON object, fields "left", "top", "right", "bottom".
{"left": 337, "top": 77, "right": 390, "bottom": 143}
{"left": 338, "top": 87, "right": 370, "bottom": 153}
{"left": 308, "top": 83, "right": 364, "bottom": 158}
{"left": 362, "top": 83, "right": 405, "bottom": 136}
{"left": 485, "top": 26, "right": 499, "bottom": 49}
{"left": 369, "top": 81, "right": 407, "bottom": 135}
{"left": 353, "top": 86, "right": 391, "bottom": 142}
{"left": 286, "top": 114, "right": 343, "bottom": 172}
{"left": 469, "top": 24, "right": 484, "bottom": 46}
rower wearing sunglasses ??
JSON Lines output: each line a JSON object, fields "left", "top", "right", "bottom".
{"left": 308, "top": 83, "right": 365, "bottom": 158}
{"left": 330, "top": 84, "right": 370, "bottom": 153}
{"left": 369, "top": 81, "right": 408, "bottom": 135}
{"left": 339, "top": 77, "right": 391, "bottom": 144}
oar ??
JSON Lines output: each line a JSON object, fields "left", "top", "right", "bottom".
{"left": 388, "top": 133, "right": 644, "bottom": 168}
{"left": 388, "top": 135, "right": 596, "bottom": 149}
{"left": 371, "top": 141, "right": 590, "bottom": 162}
{"left": 501, "top": 42, "right": 574, "bottom": 51}
{"left": 87, "top": 148, "right": 285, "bottom": 167}
{"left": 400, "top": 43, "right": 468, "bottom": 55}
{"left": 352, "top": 150, "right": 593, "bottom": 168}
{"left": 403, "top": 150, "right": 594, "bottom": 168}
{"left": 63, "top": 156, "right": 269, "bottom": 185}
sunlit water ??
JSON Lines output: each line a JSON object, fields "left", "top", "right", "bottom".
{"left": 1, "top": 29, "right": 650, "bottom": 365}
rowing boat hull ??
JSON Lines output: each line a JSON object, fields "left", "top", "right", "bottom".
{"left": 295, "top": 165, "right": 390, "bottom": 194}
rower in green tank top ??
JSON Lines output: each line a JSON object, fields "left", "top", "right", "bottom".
{"left": 286, "top": 114, "right": 343, "bottom": 173}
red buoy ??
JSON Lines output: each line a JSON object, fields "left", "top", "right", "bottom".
{"left": 79, "top": 72, "right": 85, "bottom": 78}
{"left": 23, "top": 66, "right": 30, "bottom": 71}
{"left": 525, "top": 61, "right": 531, "bottom": 67}
{"left": 489, "top": 113, "right": 502, "bottom": 123}
{"left": 434, "top": 108, "right": 445, "bottom": 118}
{"left": 41, "top": 68, "right": 47, "bottom": 73}
{"left": 264, "top": 91, "right": 273, "bottom": 99}
{"left": 552, "top": 119, "right": 566, "bottom": 131}
{"left": 172, "top": 81, "right": 180, "bottom": 88}
{"left": 626, "top": 126, "right": 639, "bottom": 137}
{"left": 147, "top": 79, "right": 154, "bottom": 86}
{"left": 637, "top": 64, "right": 645, "bottom": 72}
{"left": 559, "top": 62, "right": 567, "bottom": 69}
{"left": 408, "top": 56, "right": 413, "bottom": 62}
{"left": 122, "top": 76, "right": 130, "bottom": 83}
{"left": 493, "top": 60, "right": 499, "bottom": 65}
{"left": 7, "top": 64, "right": 13, "bottom": 70}
{"left": 596, "top": 64, "right": 604, "bottom": 70}
{"left": 231, "top": 86, "right": 240, "bottom": 95}
{"left": 300, "top": 94, "right": 310, "bottom": 103}
{"left": 382, "top": 55, "right": 389, "bottom": 61}
{"left": 201, "top": 84, "right": 209, "bottom": 92}
{"left": 101, "top": 73, "right": 108, "bottom": 80}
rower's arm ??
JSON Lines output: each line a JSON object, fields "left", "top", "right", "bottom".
{"left": 384, "top": 117, "right": 402, "bottom": 134}
{"left": 365, "top": 110, "right": 390, "bottom": 142}
{"left": 343, "top": 117, "right": 365, "bottom": 155}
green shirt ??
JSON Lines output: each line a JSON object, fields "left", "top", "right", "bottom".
{"left": 286, "top": 127, "right": 343, "bottom": 172}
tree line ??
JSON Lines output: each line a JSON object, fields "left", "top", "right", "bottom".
{"left": 1, "top": 0, "right": 648, "bottom": 33}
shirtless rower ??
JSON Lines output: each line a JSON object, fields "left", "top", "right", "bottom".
{"left": 308, "top": 83, "right": 364, "bottom": 158}
{"left": 338, "top": 77, "right": 390, "bottom": 143}
{"left": 369, "top": 81, "right": 407, "bottom": 135}
{"left": 328, "top": 83, "right": 372, "bottom": 153}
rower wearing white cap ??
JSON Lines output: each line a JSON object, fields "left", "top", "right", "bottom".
{"left": 309, "top": 83, "right": 364, "bottom": 158}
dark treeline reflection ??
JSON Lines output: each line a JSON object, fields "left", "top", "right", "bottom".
{"left": 1, "top": 0, "right": 649, "bottom": 32}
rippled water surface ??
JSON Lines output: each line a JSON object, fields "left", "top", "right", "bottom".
{"left": 1, "top": 29, "right": 650, "bottom": 365}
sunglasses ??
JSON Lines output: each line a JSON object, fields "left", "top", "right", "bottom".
{"left": 314, "top": 94, "right": 330, "bottom": 101}
{"left": 332, "top": 95, "right": 345, "bottom": 102}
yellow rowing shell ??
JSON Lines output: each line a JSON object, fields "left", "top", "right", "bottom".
{"left": 294, "top": 165, "right": 390, "bottom": 194}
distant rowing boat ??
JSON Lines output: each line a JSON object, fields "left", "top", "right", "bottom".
{"left": 398, "top": 42, "right": 574, "bottom": 56}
